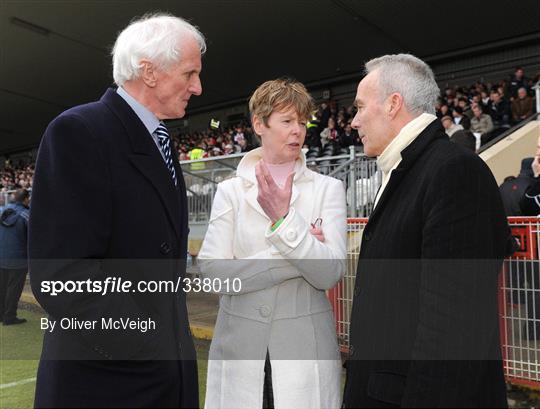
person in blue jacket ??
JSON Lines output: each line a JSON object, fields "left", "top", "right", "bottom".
{"left": 0, "top": 188, "right": 30, "bottom": 325}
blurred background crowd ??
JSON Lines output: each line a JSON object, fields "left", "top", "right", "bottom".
{"left": 1, "top": 67, "right": 537, "bottom": 197}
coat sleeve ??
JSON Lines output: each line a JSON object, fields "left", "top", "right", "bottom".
{"left": 265, "top": 177, "right": 347, "bottom": 290}
{"left": 520, "top": 177, "right": 540, "bottom": 215}
{"left": 198, "top": 182, "right": 300, "bottom": 294}
{"left": 401, "top": 153, "right": 509, "bottom": 407}
{"left": 29, "top": 113, "right": 152, "bottom": 360}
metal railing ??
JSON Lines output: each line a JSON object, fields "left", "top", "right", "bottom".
{"left": 179, "top": 147, "right": 381, "bottom": 221}
{"left": 329, "top": 217, "right": 540, "bottom": 390}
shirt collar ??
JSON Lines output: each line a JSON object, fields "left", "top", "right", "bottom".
{"left": 116, "top": 86, "right": 160, "bottom": 135}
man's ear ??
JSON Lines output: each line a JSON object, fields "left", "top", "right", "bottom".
{"left": 140, "top": 59, "right": 157, "bottom": 87}
{"left": 252, "top": 115, "right": 265, "bottom": 138}
{"left": 387, "top": 93, "right": 404, "bottom": 119}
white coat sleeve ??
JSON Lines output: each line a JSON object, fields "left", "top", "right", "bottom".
{"left": 198, "top": 182, "right": 301, "bottom": 294}
{"left": 265, "top": 178, "right": 347, "bottom": 290}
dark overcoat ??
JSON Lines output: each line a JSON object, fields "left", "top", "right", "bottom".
{"left": 343, "top": 120, "right": 510, "bottom": 408}
{"left": 29, "top": 88, "right": 198, "bottom": 408}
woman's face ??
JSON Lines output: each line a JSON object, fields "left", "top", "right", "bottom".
{"left": 254, "top": 107, "right": 307, "bottom": 164}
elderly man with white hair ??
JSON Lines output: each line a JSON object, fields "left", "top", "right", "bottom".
{"left": 343, "top": 54, "right": 510, "bottom": 408}
{"left": 29, "top": 13, "right": 204, "bottom": 408}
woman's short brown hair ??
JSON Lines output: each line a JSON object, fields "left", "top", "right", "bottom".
{"left": 248, "top": 78, "right": 315, "bottom": 128}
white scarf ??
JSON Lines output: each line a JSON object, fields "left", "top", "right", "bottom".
{"left": 373, "top": 113, "right": 437, "bottom": 209}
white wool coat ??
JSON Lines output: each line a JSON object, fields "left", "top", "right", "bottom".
{"left": 199, "top": 148, "right": 347, "bottom": 409}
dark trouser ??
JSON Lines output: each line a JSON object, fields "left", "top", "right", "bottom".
{"left": 0, "top": 268, "right": 27, "bottom": 322}
{"left": 262, "top": 350, "right": 274, "bottom": 409}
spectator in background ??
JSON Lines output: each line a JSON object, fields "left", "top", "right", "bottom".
{"left": 441, "top": 115, "right": 463, "bottom": 137}
{"left": 340, "top": 123, "right": 361, "bottom": 148}
{"left": 481, "top": 90, "right": 491, "bottom": 106}
{"left": 488, "top": 90, "right": 511, "bottom": 127}
{"left": 0, "top": 188, "right": 30, "bottom": 325}
{"left": 470, "top": 104, "right": 494, "bottom": 136}
{"left": 320, "top": 117, "right": 339, "bottom": 147}
{"left": 439, "top": 103, "right": 451, "bottom": 118}
{"left": 509, "top": 67, "right": 530, "bottom": 99}
{"left": 500, "top": 158, "right": 535, "bottom": 216}
{"left": 512, "top": 87, "right": 534, "bottom": 123}
{"left": 452, "top": 106, "right": 470, "bottom": 130}
{"left": 319, "top": 101, "right": 331, "bottom": 128}
{"left": 457, "top": 97, "right": 473, "bottom": 118}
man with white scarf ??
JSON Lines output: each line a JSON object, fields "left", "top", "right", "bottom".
{"left": 343, "top": 54, "right": 510, "bottom": 408}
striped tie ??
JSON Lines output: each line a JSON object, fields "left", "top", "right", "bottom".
{"left": 155, "top": 122, "right": 177, "bottom": 186}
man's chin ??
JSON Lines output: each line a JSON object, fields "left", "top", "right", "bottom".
{"left": 363, "top": 146, "right": 376, "bottom": 158}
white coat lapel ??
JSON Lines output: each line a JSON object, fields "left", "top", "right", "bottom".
{"left": 245, "top": 182, "right": 271, "bottom": 220}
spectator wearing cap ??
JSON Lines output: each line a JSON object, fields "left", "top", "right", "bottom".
{"left": 0, "top": 188, "right": 30, "bottom": 325}
{"left": 441, "top": 115, "right": 463, "bottom": 137}
{"left": 511, "top": 87, "right": 534, "bottom": 124}
{"left": 452, "top": 106, "right": 471, "bottom": 130}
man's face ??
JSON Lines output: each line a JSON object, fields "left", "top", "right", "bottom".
{"left": 442, "top": 118, "right": 452, "bottom": 130}
{"left": 490, "top": 92, "right": 500, "bottom": 103}
{"left": 473, "top": 106, "right": 482, "bottom": 118}
{"left": 351, "top": 71, "right": 393, "bottom": 157}
{"left": 151, "top": 37, "right": 202, "bottom": 119}
{"left": 518, "top": 88, "right": 527, "bottom": 99}
{"left": 255, "top": 107, "right": 306, "bottom": 163}
{"left": 516, "top": 69, "right": 524, "bottom": 79}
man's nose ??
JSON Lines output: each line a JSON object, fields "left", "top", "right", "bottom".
{"left": 351, "top": 112, "right": 360, "bottom": 129}
{"left": 189, "top": 76, "right": 202, "bottom": 96}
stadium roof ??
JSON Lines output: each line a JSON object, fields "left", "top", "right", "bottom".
{"left": 2, "top": 0, "right": 539, "bottom": 153}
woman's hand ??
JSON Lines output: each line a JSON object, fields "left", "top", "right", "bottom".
{"left": 255, "top": 160, "right": 294, "bottom": 223}
{"left": 310, "top": 226, "right": 325, "bottom": 242}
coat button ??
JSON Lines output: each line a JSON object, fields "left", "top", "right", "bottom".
{"left": 349, "top": 345, "right": 355, "bottom": 357}
{"left": 354, "top": 287, "right": 360, "bottom": 296}
{"left": 286, "top": 229, "right": 297, "bottom": 241}
{"left": 363, "top": 231, "right": 371, "bottom": 241}
{"left": 160, "top": 242, "right": 171, "bottom": 254}
{"left": 259, "top": 305, "right": 271, "bottom": 317}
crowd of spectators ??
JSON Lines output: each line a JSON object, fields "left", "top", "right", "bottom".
{"left": 171, "top": 99, "right": 363, "bottom": 162}
{"left": 0, "top": 67, "right": 538, "bottom": 190}
{"left": 171, "top": 121, "right": 260, "bottom": 161}
{"left": 437, "top": 67, "right": 538, "bottom": 150}
{"left": 1, "top": 160, "right": 34, "bottom": 200}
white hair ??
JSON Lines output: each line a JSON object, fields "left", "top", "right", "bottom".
{"left": 365, "top": 54, "right": 439, "bottom": 115}
{"left": 112, "top": 12, "right": 206, "bottom": 86}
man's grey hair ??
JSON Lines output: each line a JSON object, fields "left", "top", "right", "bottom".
{"left": 365, "top": 54, "right": 439, "bottom": 115}
{"left": 112, "top": 12, "right": 206, "bottom": 86}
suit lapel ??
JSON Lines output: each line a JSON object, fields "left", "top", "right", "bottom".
{"left": 100, "top": 88, "right": 183, "bottom": 241}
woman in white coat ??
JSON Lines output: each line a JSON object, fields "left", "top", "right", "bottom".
{"left": 199, "top": 78, "right": 347, "bottom": 409}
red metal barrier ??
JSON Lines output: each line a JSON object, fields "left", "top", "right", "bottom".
{"left": 332, "top": 217, "right": 540, "bottom": 389}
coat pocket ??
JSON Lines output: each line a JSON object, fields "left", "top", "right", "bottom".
{"left": 367, "top": 371, "right": 406, "bottom": 406}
